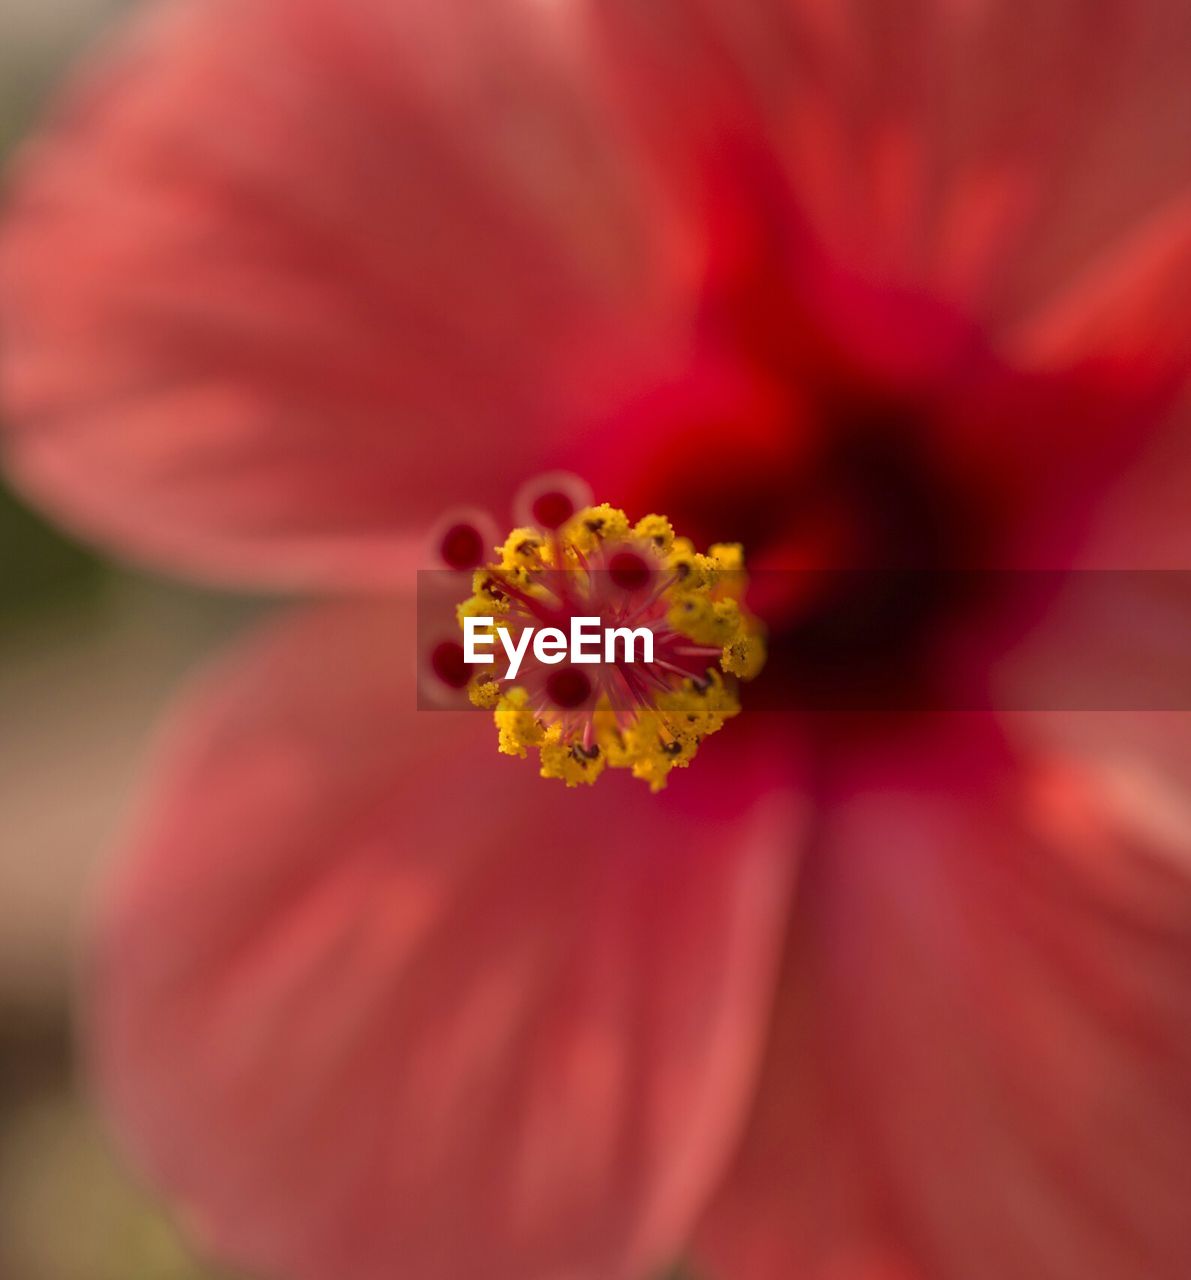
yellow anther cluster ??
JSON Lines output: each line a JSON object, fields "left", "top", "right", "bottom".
{"left": 721, "top": 631, "right": 766, "bottom": 680}
{"left": 494, "top": 687, "right": 544, "bottom": 756}
{"left": 490, "top": 671, "right": 741, "bottom": 792}
{"left": 563, "top": 503, "right": 632, "bottom": 556}
{"left": 539, "top": 732, "right": 607, "bottom": 786}
{"left": 489, "top": 691, "right": 540, "bottom": 757}
{"left": 632, "top": 513, "right": 676, "bottom": 553}
{"left": 603, "top": 671, "right": 741, "bottom": 791}
{"left": 459, "top": 503, "right": 765, "bottom": 791}
{"left": 468, "top": 675, "right": 502, "bottom": 709}
{"left": 498, "top": 528, "right": 547, "bottom": 571}
{"left": 707, "top": 542, "right": 744, "bottom": 571}
{"left": 667, "top": 595, "right": 743, "bottom": 646}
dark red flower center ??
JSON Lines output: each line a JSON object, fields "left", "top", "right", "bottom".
{"left": 584, "top": 182, "right": 1050, "bottom": 714}
{"left": 650, "top": 398, "right": 1030, "bottom": 716}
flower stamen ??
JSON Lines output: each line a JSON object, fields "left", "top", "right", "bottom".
{"left": 456, "top": 499, "right": 765, "bottom": 790}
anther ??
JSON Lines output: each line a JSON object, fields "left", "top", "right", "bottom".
{"left": 455, "top": 498, "right": 764, "bottom": 790}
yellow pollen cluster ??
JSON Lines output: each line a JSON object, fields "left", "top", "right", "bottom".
{"left": 457, "top": 504, "right": 765, "bottom": 790}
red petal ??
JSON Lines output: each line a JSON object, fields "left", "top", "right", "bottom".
{"left": 1006, "top": 202, "right": 1191, "bottom": 572}
{"left": 696, "top": 718, "right": 1191, "bottom": 1280}
{"left": 0, "top": 0, "right": 663, "bottom": 588}
{"left": 593, "top": 0, "right": 1191, "bottom": 322}
{"left": 1011, "top": 195, "right": 1191, "bottom": 382}
{"left": 88, "top": 601, "right": 802, "bottom": 1280}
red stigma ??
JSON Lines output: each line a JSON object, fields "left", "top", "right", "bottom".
{"left": 440, "top": 522, "right": 486, "bottom": 570}
{"left": 608, "top": 550, "right": 652, "bottom": 592}
{"left": 545, "top": 666, "right": 592, "bottom": 709}
{"left": 531, "top": 490, "right": 576, "bottom": 530}
{"left": 430, "top": 640, "right": 470, "bottom": 688}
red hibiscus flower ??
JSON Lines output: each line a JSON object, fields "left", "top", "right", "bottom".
{"left": 4, "top": 1, "right": 1191, "bottom": 1278}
